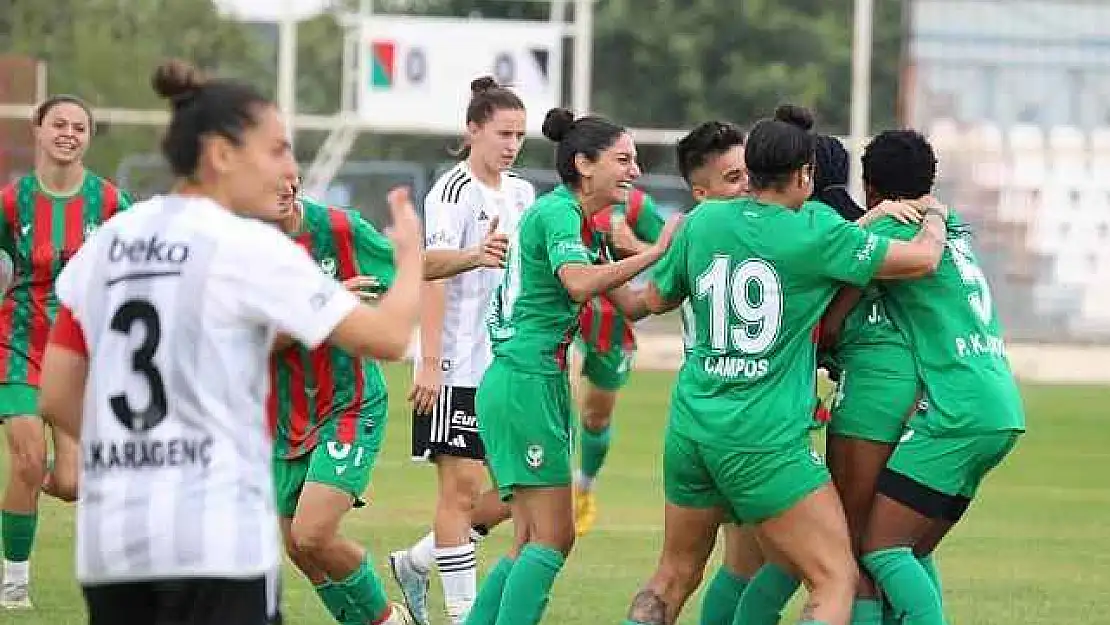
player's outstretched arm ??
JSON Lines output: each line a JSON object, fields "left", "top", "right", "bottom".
{"left": 558, "top": 216, "right": 680, "bottom": 303}
{"left": 423, "top": 215, "right": 508, "bottom": 280}
{"left": 873, "top": 202, "right": 949, "bottom": 279}
{"left": 326, "top": 188, "right": 422, "bottom": 361}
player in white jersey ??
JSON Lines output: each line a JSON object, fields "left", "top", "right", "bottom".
{"left": 36, "top": 60, "right": 421, "bottom": 625}
{"left": 389, "top": 77, "right": 532, "bottom": 625}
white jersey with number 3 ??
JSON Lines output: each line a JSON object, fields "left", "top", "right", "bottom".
{"left": 55, "top": 195, "right": 360, "bottom": 584}
{"left": 419, "top": 162, "right": 534, "bottom": 386}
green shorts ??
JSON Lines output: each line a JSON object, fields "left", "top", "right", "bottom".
{"left": 575, "top": 337, "right": 635, "bottom": 391}
{"left": 0, "top": 383, "right": 39, "bottom": 420}
{"left": 829, "top": 367, "right": 919, "bottom": 444}
{"left": 271, "top": 409, "right": 386, "bottom": 518}
{"left": 663, "top": 426, "right": 830, "bottom": 525}
{"left": 887, "top": 426, "right": 1021, "bottom": 500}
{"left": 477, "top": 359, "right": 574, "bottom": 501}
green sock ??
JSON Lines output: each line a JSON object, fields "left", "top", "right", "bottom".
{"left": 1, "top": 511, "right": 37, "bottom": 562}
{"left": 862, "top": 548, "right": 946, "bottom": 625}
{"left": 699, "top": 566, "right": 748, "bottom": 625}
{"left": 732, "top": 562, "right": 799, "bottom": 625}
{"left": 494, "top": 543, "right": 565, "bottom": 625}
{"left": 315, "top": 580, "right": 360, "bottom": 625}
{"left": 336, "top": 556, "right": 390, "bottom": 624}
{"left": 917, "top": 554, "right": 942, "bottom": 607}
{"left": 464, "top": 557, "right": 514, "bottom": 625}
{"left": 851, "top": 598, "right": 884, "bottom": 625}
{"left": 579, "top": 424, "right": 612, "bottom": 482}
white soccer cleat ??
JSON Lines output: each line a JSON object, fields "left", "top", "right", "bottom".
{"left": 388, "top": 551, "right": 430, "bottom": 625}
{"left": 0, "top": 580, "right": 32, "bottom": 610}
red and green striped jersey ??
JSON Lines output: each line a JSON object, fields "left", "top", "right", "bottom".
{"left": 578, "top": 188, "right": 665, "bottom": 353}
{"left": 0, "top": 172, "right": 131, "bottom": 386}
{"left": 267, "top": 197, "right": 396, "bottom": 459}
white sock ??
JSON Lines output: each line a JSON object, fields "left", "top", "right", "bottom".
{"left": 408, "top": 531, "right": 436, "bottom": 574}
{"left": 2, "top": 560, "right": 29, "bottom": 585}
{"left": 435, "top": 543, "right": 477, "bottom": 621}
{"left": 575, "top": 469, "right": 595, "bottom": 493}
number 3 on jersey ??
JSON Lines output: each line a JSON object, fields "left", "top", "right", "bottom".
{"left": 109, "top": 299, "right": 169, "bottom": 432}
{"left": 695, "top": 255, "right": 782, "bottom": 353}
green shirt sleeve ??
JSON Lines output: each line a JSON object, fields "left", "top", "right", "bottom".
{"left": 349, "top": 210, "right": 397, "bottom": 291}
{"left": 543, "top": 206, "right": 594, "bottom": 274}
{"left": 809, "top": 208, "right": 891, "bottom": 287}
{"left": 649, "top": 219, "right": 690, "bottom": 302}
{"left": 118, "top": 189, "right": 135, "bottom": 211}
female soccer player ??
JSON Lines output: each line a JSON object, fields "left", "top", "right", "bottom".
{"left": 268, "top": 175, "right": 412, "bottom": 625}
{"left": 857, "top": 130, "right": 1025, "bottom": 625}
{"left": 735, "top": 105, "right": 926, "bottom": 625}
{"left": 464, "top": 107, "right": 677, "bottom": 625}
{"left": 0, "top": 94, "right": 131, "bottom": 609}
{"left": 569, "top": 185, "right": 665, "bottom": 536}
{"left": 391, "top": 76, "right": 533, "bottom": 625}
{"left": 625, "top": 116, "right": 950, "bottom": 625}
{"left": 36, "top": 59, "right": 421, "bottom": 625}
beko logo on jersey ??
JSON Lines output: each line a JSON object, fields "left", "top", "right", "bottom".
{"left": 84, "top": 437, "right": 215, "bottom": 472}
{"left": 108, "top": 234, "right": 190, "bottom": 264}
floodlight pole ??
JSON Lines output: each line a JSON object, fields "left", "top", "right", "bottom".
{"left": 572, "top": 0, "right": 593, "bottom": 115}
{"left": 849, "top": 0, "right": 874, "bottom": 202}
{"left": 278, "top": 0, "right": 298, "bottom": 150}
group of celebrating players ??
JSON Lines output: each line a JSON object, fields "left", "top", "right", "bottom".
{"left": 0, "top": 59, "right": 1023, "bottom": 625}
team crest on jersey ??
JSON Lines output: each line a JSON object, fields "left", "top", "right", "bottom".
{"left": 320, "top": 257, "right": 337, "bottom": 277}
{"left": 526, "top": 444, "right": 544, "bottom": 469}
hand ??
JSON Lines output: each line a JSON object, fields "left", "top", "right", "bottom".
{"left": 386, "top": 186, "right": 421, "bottom": 257}
{"left": 868, "top": 200, "right": 924, "bottom": 225}
{"left": 342, "top": 275, "right": 382, "bottom": 303}
{"left": 609, "top": 216, "right": 645, "bottom": 257}
{"left": 916, "top": 195, "right": 949, "bottom": 220}
{"left": 649, "top": 215, "right": 682, "bottom": 256}
{"left": 408, "top": 359, "right": 443, "bottom": 416}
{"left": 471, "top": 215, "right": 509, "bottom": 269}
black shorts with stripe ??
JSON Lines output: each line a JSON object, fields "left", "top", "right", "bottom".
{"left": 412, "top": 385, "right": 485, "bottom": 462}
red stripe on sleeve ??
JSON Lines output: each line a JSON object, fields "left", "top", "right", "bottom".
{"left": 49, "top": 304, "right": 87, "bottom": 356}
{"left": 625, "top": 188, "right": 645, "bottom": 227}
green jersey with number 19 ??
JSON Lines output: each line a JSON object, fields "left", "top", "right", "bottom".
{"left": 486, "top": 185, "right": 597, "bottom": 375}
{"left": 867, "top": 213, "right": 1025, "bottom": 435}
{"left": 651, "top": 197, "right": 891, "bottom": 450}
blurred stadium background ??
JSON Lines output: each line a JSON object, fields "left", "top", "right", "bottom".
{"left": 2, "top": 0, "right": 1109, "bottom": 372}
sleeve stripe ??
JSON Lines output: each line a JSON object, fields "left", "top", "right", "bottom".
{"left": 447, "top": 179, "right": 471, "bottom": 205}
{"left": 440, "top": 168, "right": 471, "bottom": 204}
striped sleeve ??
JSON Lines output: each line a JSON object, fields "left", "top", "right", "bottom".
{"left": 423, "top": 168, "right": 473, "bottom": 251}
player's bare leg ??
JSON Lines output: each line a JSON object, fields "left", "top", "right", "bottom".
{"left": 41, "top": 425, "right": 79, "bottom": 502}
{"left": 624, "top": 504, "right": 722, "bottom": 625}
{"left": 292, "top": 483, "right": 412, "bottom": 625}
{"left": 432, "top": 457, "right": 486, "bottom": 623}
{"left": 757, "top": 484, "right": 859, "bottom": 625}
{"left": 574, "top": 381, "right": 618, "bottom": 536}
{"left": 1, "top": 417, "right": 47, "bottom": 609}
{"left": 827, "top": 435, "right": 896, "bottom": 622}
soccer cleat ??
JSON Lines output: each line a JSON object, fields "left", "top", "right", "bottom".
{"left": 0, "top": 580, "right": 32, "bottom": 610}
{"left": 388, "top": 551, "right": 430, "bottom": 625}
{"left": 573, "top": 487, "right": 598, "bottom": 537}
{"left": 383, "top": 601, "right": 416, "bottom": 625}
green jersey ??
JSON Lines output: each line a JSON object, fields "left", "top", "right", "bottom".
{"left": 0, "top": 172, "right": 131, "bottom": 386}
{"left": 579, "top": 188, "right": 664, "bottom": 352}
{"left": 267, "top": 198, "right": 396, "bottom": 459}
{"left": 651, "top": 197, "right": 891, "bottom": 450}
{"left": 807, "top": 202, "right": 912, "bottom": 375}
{"left": 488, "top": 185, "right": 597, "bottom": 374}
{"left": 868, "top": 212, "right": 1025, "bottom": 434}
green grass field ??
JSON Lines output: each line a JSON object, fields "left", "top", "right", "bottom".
{"left": 1, "top": 365, "right": 1108, "bottom": 624}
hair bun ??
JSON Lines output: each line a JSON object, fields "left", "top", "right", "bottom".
{"left": 152, "top": 59, "right": 206, "bottom": 103}
{"left": 470, "top": 76, "right": 499, "bottom": 95}
{"left": 542, "top": 107, "right": 575, "bottom": 142}
{"left": 774, "top": 104, "right": 815, "bottom": 132}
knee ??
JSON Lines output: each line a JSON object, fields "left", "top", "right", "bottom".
{"left": 807, "top": 550, "right": 858, "bottom": 593}
{"left": 439, "top": 472, "right": 483, "bottom": 513}
{"left": 8, "top": 437, "right": 46, "bottom": 488}
{"left": 290, "top": 517, "right": 334, "bottom": 557}
{"left": 47, "top": 471, "right": 78, "bottom": 502}
{"left": 580, "top": 398, "right": 613, "bottom": 433}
